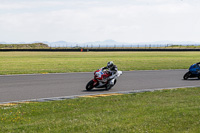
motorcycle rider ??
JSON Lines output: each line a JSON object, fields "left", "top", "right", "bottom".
{"left": 102, "top": 61, "right": 118, "bottom": 87}
{"left": 196, "top": 62, "right": 200, "bottom": 73}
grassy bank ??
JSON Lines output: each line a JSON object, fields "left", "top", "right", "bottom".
{"left": 0, "top": 52, "right": 199, "bottom": 75}
{"left": 0, "top": 43, "right": 49, "bottom": 49}
{"left": 1, "top": 87, "right": 200, "bottom": 132}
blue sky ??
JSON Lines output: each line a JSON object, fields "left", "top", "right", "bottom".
{"left": 0, "top": 0, "right": 200, "bottom": 43}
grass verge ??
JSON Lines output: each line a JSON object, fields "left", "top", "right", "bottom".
{"left": 1, "top": 87, "right": 200, "bottom": 132}
{"left": 0, "top": 52, "right": 200, "bottom": 75}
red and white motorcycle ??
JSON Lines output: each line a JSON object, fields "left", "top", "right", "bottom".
{"left": 86, "top": 68, "right": 122, "bottom": 91}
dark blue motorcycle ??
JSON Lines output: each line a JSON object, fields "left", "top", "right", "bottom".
{"left": 183, "top": 62, "right": 200, "bottom": 80}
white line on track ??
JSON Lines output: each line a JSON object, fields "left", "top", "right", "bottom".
{"left": 1, "top": 85, "right": 200, "bottom": 105}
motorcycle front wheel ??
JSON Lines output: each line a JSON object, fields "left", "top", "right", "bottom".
{"left": 86, "top": 80, "right": 94, "bottom": 91}
{"left": 183, "top": 72, "right": 191, "bottom": 80}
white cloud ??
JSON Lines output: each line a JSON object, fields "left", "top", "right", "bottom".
{"left": 0, "top": 0, "right": 200, "bottom": 43}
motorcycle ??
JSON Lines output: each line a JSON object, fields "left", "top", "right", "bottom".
{"left": 86, "top": 68, "right": 122, "bottom": 91}
{"left": 183, "top": 62, "right": 200, "bottom": 80}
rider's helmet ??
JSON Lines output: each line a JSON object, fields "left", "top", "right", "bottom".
{"left": 107, "top": 61, "right": 114, "bottom": 68}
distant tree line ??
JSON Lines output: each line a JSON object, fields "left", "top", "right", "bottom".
{"left": 0, "top": 43, "right": 49, "bottom": 49}
{"left": 1, "top": 43, "right": 200, "bottom": 49}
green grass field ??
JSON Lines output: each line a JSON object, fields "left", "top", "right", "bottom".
{"left": 1, "top": 51, "right": 200, "bottom": 132}
{"left": 0, "top": 51, "right": 200, "bottom": 75}
{"left": 1, "top": 88, "right": 200, "bottom": 132}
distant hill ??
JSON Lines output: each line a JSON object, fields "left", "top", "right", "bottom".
{"left": 45, "top": 40, "right": 200, "bottom": 47}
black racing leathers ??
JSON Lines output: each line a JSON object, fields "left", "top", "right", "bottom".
{"left": 102, "top": 65, "right": 118, "bottom": 75}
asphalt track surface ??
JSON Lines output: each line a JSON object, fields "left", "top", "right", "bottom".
{"left": 1, "top": 69, "right": 200, "bottom": 103}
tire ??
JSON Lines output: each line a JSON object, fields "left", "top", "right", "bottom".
{"left": 198, "top": 75, "right": 200, "bottom": 80}
{"left": 183, "top": 72, "right": 191, "bottom": 80}
{"left": 86, "top": 80, "right": 94, "bottom": 91}
{"left": 114, "top": 79, "right": 117, "bottom": 85}
{"left": 105, "top": 84, "right": 112, "bottom": 90}
{"left": 106, "top": 79, "right": 117, "bottom": 90}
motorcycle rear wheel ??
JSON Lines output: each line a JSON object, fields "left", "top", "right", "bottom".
{"left": 86, "top": 80, "right": 94, "bottom": 91}
{"left": 198, "top": 75, "right": 200, "bottom": 80}
{"left": 105, "top": 79, "right": 117, "bottom": 90}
